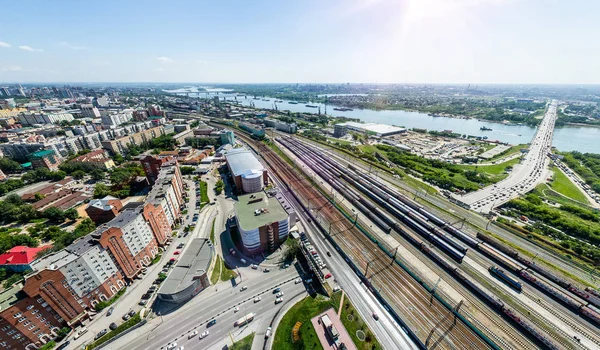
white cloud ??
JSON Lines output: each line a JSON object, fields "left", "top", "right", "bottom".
{"left": 155, "top": 68, "right": 165, "bottom": 71}
{"left": 0, "top": 41, "right": 10, "bottom": 48}
{"left": 195, "top": 60, "right": 208, "bottom": 64}
{"left": 92, "top": 61, "right": 110, "bottom": 66}
{"left": 19, "top": 45, "right": 43, "bottom": 52}
{"left": 59, "top": 41, "right": 88, "bottom": 50}
{"left": 156, "top": 57, "right": 174, "bottom": 64}
{"left": 1, "top": 65, "right": 23, "bottom": 72}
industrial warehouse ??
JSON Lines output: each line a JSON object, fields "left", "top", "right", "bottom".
{"left": 334, "top": 121, "right": 407, "bottom": 137}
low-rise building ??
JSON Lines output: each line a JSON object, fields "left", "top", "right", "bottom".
{"left": 0, "top": 246, "right": 51, "bottom": 272}
{"left": 29, "top": 150, "right": 61, "bottom": 171}
{"left": 70, "top": 149, "right": 115, "bottom": 170}
{"left": 85, "top": 195, "right": 123, "bottom": 225}
{"left": 225, "top": 148, "right": 268, "bottom": 194}
{"left": 157, "top": 238, "right": 212, "bottom": 304}
{"left": 233, "top": 191, "right": 291, "bottom": 254}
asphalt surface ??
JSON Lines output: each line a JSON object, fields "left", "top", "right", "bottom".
{"left": 105, "top": 266, "right": 304, "bottom": 350}
{"left": 458, "top": 100, "right": 558, "bottom": 213}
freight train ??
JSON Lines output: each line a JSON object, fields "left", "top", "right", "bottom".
{"left": 277, "top": 137, "right": 566, "bottom": 348}
{"left": 489, "top": 266, "right": 523, "bottom": 292}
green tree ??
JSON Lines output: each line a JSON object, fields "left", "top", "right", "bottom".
{"left": 0, "top": 158, "right": 22, "bottom": 173}
{"left": 180, "top": 166, "right": 195, "bottom": 175}
{"left": 72, "top": 170, "right": 86, "bottom": 180}
{"left": 34, "top": 192, "right": 46, "bottom": 201}
{"left": 94, "top": 183, "right": 110, "bottom": 198}
{"left": 90, "top": 169, "right": 105, "bottom": 181}
{"left": 64, "top": 208, "right": 79, "bottom": 221}
{"left": 43, "top": 207, "right": 66, "bottom": 223}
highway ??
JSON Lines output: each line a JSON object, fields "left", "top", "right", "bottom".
{"left": 105, "top": 267, "right": 304, "bottom": 350}
{"left": 457, "top": 100, "right": 558, "bottom": 213}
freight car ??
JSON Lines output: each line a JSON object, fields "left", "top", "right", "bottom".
{"left": 489, "top": 266, "right": 522, "bottom": 292}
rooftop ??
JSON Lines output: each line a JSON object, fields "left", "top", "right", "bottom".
{"left": 0, "top": 246, "right": 52, "bottom": 266}
{"left": 30, "top": 149, "right": 55, "bottom": 158}
{"left": 234, "top": 191, "right": 289, "bottom": 231}
{"left": 0, "top": 283, "right": 27, "bottom": 311}
{"left": 339, "top": 122, "right": 406, "bottom": 136}
{"left": 225, "top": 148, "right": 264, "bottom": 177}
{"left": 87, "top": 195, "right": 120, "bottom": 211}
{"left": 29, "top": 249, "right": 78, "bottom": 272}
{"left": 158, "top": 238, "right": 213, "bottom": 295}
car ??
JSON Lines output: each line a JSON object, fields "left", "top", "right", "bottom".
{"left": 265, "top": 327, "right": 272, "bottom": 339}
{"left": 272, "top": 288, "right": 281, "bottom": 294}
{"left": 200, "top": 331, "right": 209, "bottom": 339}
{"left": 56, "top": 341, "right": 71, "bottom": 350}
{"left": 275, "top": 297, "right": 283, "bottom": 304}
{"left": 166, "top": 342, "right": 177, "bottom": 349}
{"left": 139, "top": 300, "right": 149, "bottom": 306}
{"left": 148, "top": 286, "right": 157, "bottom": 292}
{"left": 109, "top": 322, "right": 118, "bottom": 331}
{"left": 324, "top": 273, "right": 332, "bottom": 279}
{"left": 177, "top": 243, "right": 185, "bottom": 249}
{"left": 207, "top": 319, "right": 217, "bottom": 327}
{"left": 326, "top": 251, "right": 331, "bottom": 257}
{"left": 250, "top": 264, "right": 258, "bottom": 269}
{"left": 240, "top": 286, "right": 248, "bottom": 291}
{"left": 234, "top": 307, "right": 239, "bottom": 313}
{"left": 95, "top": 329, "right": 108, "bottom": 340}
{"left": 333, "top": 286, "right": 341, "bottom": 292}
{"left": 373, "top": 312, "right": 379, "bottom": 320}
{"left": 122, "top": 314, "right": 131, "bottom": 321}
{"left": 74, "top": 328, "right": 88, "bottom": 340}
{"left": 295, "top": 278, "right": 302, "bottom": 284}
{"left": 177, "top": 346, "right": 185, "bottom": 350}
{"left": 141, "top": 293, "right": 151, "bottom": 300}
{"left": 174, "top": 251, "right": 181, "bottom": 255}
{"left": 263, "top": 268, "right": 270, "bottom": 273}
{"left": 189, "top": 330, "right": 198, "bottom": 339}
{"left": 106, "top": 306, "right": 114, "bottom": 316}
{"left": 275, "top": 291, "right": 284, "bottom": 297}
{"left": 153, "top": 279, "right": 161, "bottom": 285}
{"left": 128, "top": 310, "right": 136, "bottom": 317}
{"left": 254, "top": 297, "right": 261, "bottom": 303}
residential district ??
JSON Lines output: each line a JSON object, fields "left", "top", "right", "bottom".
{"left": 0, "top": 84, "right": 598, "bottom": 350}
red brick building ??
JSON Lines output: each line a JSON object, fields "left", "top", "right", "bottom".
{"left": 85, "top": 195, "right": 123, "bottom": 225}
{"left": 0, "top": 284, "right": 65, "bottom": 349}
{"left": 142, "top": 202, "right": 171, "bottom": 246}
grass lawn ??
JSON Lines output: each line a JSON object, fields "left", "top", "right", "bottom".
{"left": 401, "top": 176, "right": 437, "bottom": 195}
{"left": 272, "top": 293, "right": 381, "bottom": 350}
{"left": 487, "top": 143, "right": 528, "bottom": 162}
{"left": 210, "top": 218, "right": 216, "bottom": 243}
{"left": 328, "top": 137, "right": 351, "bottom": 146}
{"left": 358, "top": 144, "right": 378, "bottom": 154}
{"left": 210, "top": 255, "right": 237, "bottom": 285}
{"left": 199, "top": 181, "right": 209, "bottom": 207}
{"left": 548, "top": 167, "right": 589, "bottom": 203}
{"left": 460, "top": 157, "right": 521, "bottom": 176}
{"left": 231, "top": 332, "right": 254, "bottom": 350}
{"left": 338, "top": 296, "right": 383, "bottom": 350}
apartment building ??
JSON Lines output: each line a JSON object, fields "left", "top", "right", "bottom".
{"left": 101, "top": 125, "right": 164, "bottom": 155}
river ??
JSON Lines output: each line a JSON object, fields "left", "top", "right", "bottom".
{"left": 164, "top": 89, "right": 600, "bottom": 154}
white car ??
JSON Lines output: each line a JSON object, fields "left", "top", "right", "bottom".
{"left": 240, "top": 286, "right": 248, "bottom": 291}
{"left": 189, "top": 330, "right": 198, "bottom": 339}
{"left": 200, "top": 331, "right": 209, "bottom": 339}
{"left": 275, "top": 292, "right": 284, "bottom": 297}
{"left": 167, "top": 342, "right": 177, "bottom": 349}
{"left": 294, "top": 277, "right": 302, "bottom": 284}
{"left": 177, "top": 347, "right": 184, "bottom": 350}
{"left": 254, "top": 296, "right": 261, "bottom": 303}
{"left": 275, "top": 297, "right": 283, "bottom": 304}
{"left": 234, "top": 307, "right": 239, "bottom": 313}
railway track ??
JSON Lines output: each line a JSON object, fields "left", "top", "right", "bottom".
{"left": 278, "top": 135, "right": 535, "bottom": 349}
{"left": 235, "top": 132, "right": 493, "bottom": 349}
{"left": 279, "top": 135, "right": 600, "bottom": 350}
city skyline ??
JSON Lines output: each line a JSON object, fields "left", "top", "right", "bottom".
{"left": 1, "top": 0, "right": 599, "bottom": 84}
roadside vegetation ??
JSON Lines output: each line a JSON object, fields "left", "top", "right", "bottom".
{"left": 230, "top": 332, "right": 255, "bottom": 350}
{"left": 94, "top": 287, "right": 127, "bottom": 311}
{"left": 210, "top": 255, "right": 237, "bottom": 284}
{"left": 560, "top": 151, "right": 600, "bottom": 195}
{"left": 87, "top": 313, "right": 142, "bottom": 349}
{"left": 548, "top": 167, "right": 589, "bottom": 203}
{"left": 199, "top": 181, "right": 209, "bottom": 207}
{"left": 502, "top": 193, "right": 600, "bottom": 265}
{"left": 272, "top": 293, "right": 381, "bottom": 350}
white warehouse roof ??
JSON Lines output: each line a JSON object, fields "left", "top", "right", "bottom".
{"left": 339, "top": 122, "right": 406, "bottom": 136}
{"left": 225, "top": 148, "right": 265, "bottom": 177}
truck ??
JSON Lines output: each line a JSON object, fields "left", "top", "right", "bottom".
{"left": 320, "top": 314, "right": 339, "bottom": 340}
{"left": 234, "top": 312, "right": 255, "bottom": 327}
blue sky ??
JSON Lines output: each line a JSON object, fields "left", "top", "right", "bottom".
{"left": 0, "top": 0, "right": 598, "bottom": 84}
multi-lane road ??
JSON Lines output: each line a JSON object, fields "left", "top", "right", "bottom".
{"left": 457, "top": 100, "right": 558, "bottom": 213}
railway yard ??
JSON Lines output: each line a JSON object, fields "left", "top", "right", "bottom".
{"left": 229, "top": 126, "right": 600, "bottom": 350}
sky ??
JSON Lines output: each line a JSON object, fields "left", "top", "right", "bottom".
{"left": 0, "top": 0, "right": 599, "bottom": 84}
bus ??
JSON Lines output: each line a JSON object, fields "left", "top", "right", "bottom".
{"left": 234, "top": 313, "right": 255, "bottom": 327}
